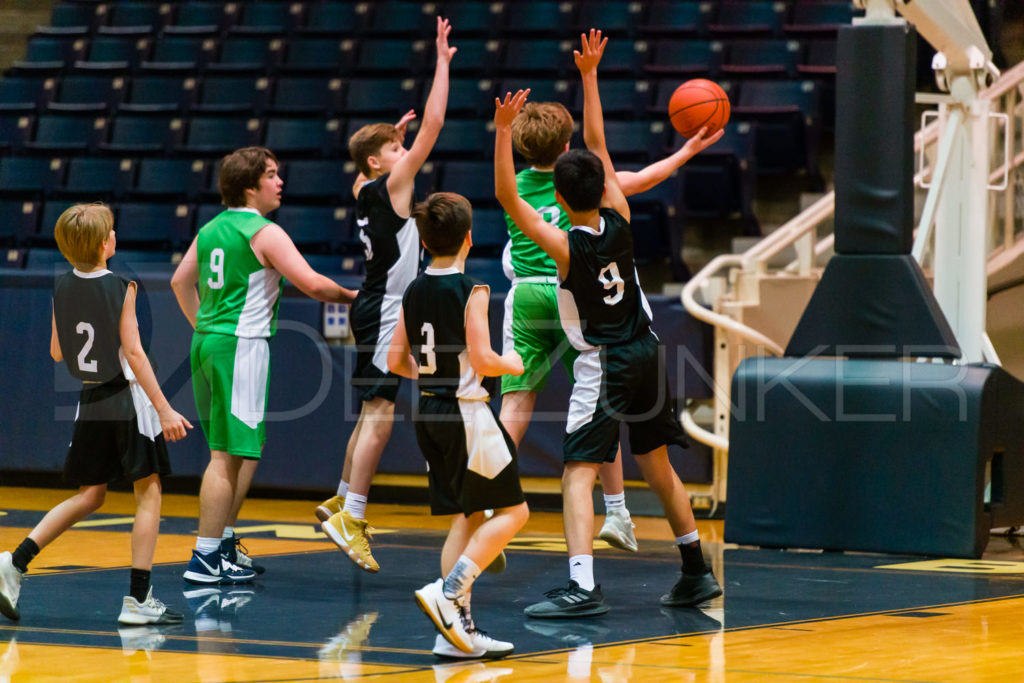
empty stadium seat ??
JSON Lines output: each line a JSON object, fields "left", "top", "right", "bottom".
{"left": 25, "top": 114, "right": 105, "bottom": 154}
{"left": 131, "top": 158, "right": 207, "bottom": 202}
{"left": 270, "top": 76, "right": 344, "bottom": 115}
{"left": 645, "top": 40, "right": 724, "bottom": 78}
{"left": 264, "top": 118, "right": 343, "bottom": 156}
{"left": 119, "top": 74, "right": 197, "bottom": 114}
{"left": 280, "top": 159, "right": 348, "bottom": 204}
{"left": 102, "top": 114, "right": 180, "bottom": 154}
{"left": 710, "top": 2, "right": 786, "bottom": 37}
{"left": 58, "top": 157, "right": 133, "bottom": 200}
{"left": 343, "top": 78, "right": 420, "bottom": 117}
{"left": 0, "top": 76, "right": 54, "bottom": 113}
{"left": 115, "top": 202, "right": 192, "bottom": 249}
{"left": 47, "top": 75, "right": 125, "bottom": 113}
{"left": 722, "top": 40, "right": 802, "bottom": 79}
{"left": 191, "top": 75, "right": 270, "bottom": 114}
{"left": 272, "top": 205, "right": 350, "bottom": 253}
{"left": 354, "top": 39, "right": 429, "bottom": 76}
{"left": 430, "top": 119, "right": 491, "bottom": 160}
{"left": 179, "top": 117, "right": 261, "bottom": 156}
{"left": 0, "top": 200, "right": 40, "bottom": 246}
{"left": 639, "top": 2, "right": 710, "bottom": 37}
{"left": 281, "top": 37, "right": 355, "bottom": 73}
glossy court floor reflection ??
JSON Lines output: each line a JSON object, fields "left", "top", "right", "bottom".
{"left": 3, "top": 485, "right": 1024, "bottom": 681}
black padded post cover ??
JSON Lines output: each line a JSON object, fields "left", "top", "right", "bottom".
{"left": 834, "top": 23, "right": 916, "bottom": 254}
{"left": 784, "top": 254, "right": 960, "bottom": 358}
{"left": 725, "top": 358, "right": 1024, "bottom": 558}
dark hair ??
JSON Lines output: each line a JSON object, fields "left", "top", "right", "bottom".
{"left": 412, "top": 192, "right": 472, "bottom": 257}
{"left": 553, "top": 149, "right": 604, "bottom": 212}
{"left": 348, "top": 122, "right": 402, "bottom": 176}
{"left": 511, "top": 101, "right": 573, "bottom": 167}
{"left": 219, "top": 147, "right": 278, "bottom": 208}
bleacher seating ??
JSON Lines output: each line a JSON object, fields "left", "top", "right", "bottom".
{"left": 0, "top": 0, "right": 866, "bottom": 276}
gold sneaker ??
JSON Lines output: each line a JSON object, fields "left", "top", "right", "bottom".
{"left": 322, "top": 511, "right": 379, "bottom": 573}
{"left": 315, "top": 495, "right": 346, "bottom": 522}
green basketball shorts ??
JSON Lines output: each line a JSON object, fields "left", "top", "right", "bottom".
{"left": 501, "top": 278, "right": 578, "bottom": 395}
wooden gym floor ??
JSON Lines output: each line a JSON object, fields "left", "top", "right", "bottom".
{"left": 2, "top": 485, "right": 1024, "bottom": 682}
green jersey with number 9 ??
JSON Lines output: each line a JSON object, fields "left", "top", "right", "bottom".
{"left": 195, "top": 208, "right": 283, "bottom": 338}
{"left": 504, "top": 168, "right": 568, "bottom": 278}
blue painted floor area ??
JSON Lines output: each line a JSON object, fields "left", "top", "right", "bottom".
{"left": 4, "top": 529, "right": 1024, "bottom": 668}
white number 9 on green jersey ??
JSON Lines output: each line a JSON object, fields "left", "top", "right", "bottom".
{"left": 208, "top": 248, "right": 225, "bottom": 289}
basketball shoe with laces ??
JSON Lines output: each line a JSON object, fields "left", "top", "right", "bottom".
{"left": 322, "top": 510, "right": 379, "bottom": 573}
{"left": 598, "top": 509, "right": 638, "bottom": 552}
{"left": 415, "top": 578, "right": 474, "bottom": 653}
{"left": 315, "top": 495, "right": 345, "bottom": 523}
{"left": 524, "top": 580, "right": 609, "bottom": 618}
{"left": 118, "top": 587, "right": 185, "bottom": 625}
{"left": 0, "top": 552, "right": 22, "bottom": 621}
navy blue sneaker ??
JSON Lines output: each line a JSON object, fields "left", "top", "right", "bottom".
{"left": 183, "top": 548, "right": 256, "bottom": 585}
{"left": 220, "top": 535, "right": 266, "bottom": 575}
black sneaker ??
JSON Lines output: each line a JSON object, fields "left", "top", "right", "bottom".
{"left": 524, "top": 581, "right": 609, "bottom": 619}
{"left": 659, "top": 571, "right": 723, "bottom": 608}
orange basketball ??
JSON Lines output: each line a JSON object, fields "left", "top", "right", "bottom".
{"left": 668, "top": 79, "right": 730, "bottom": 138}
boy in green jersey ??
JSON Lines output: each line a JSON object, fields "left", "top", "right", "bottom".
{"left": 171, "top": 147, "right": 357, "bottom": 585}
{"left": 501, "top": 88, "right": 722, "bottom": 556}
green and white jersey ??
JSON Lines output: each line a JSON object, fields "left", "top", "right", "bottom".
{"left": 195, "top": 208, "right": 283, "bottom": 339}
{"left": 504, "top": 168, "right": 569, "bottom": 279}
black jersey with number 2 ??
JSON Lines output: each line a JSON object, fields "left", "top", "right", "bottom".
{"left": 401, "top": 267, "right": 490, "bottom": 400}
{"left": 53, "top": 269, "right": 130, "bottom": 384}
{"left": 557, "top": 208, "right": 653, "bottom": 350}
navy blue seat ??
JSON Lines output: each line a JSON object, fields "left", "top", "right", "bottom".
{"left": 572, "top": 2, "right": 642, "bottom": 37}
{"left": 0, "top": 114, "right": 34, "bottom": 152}
{"left": 57, "top": 157, "right": 133, "bottom": 200}
{"left": 0, "top": 77, "right": 54, "bottom": 113}
{"left": 39, "top": 200, "right": 80, "bottom": 243}
{"left": 25, "top": 114, "right": 105, "bottom": 154}
{"left": 497, "top": 78, "right": 572, "bottom": 107}
{"left": 445, "top": 78, "right": 496, "bottom": 117}
{"left": 799, "top": 40, "right": 838, "bottom": 76}
{"left": 733, "top": 79, "right": 823, "bottom": 184}
{"left": 119, "top": 75, "right": 197, "bottom": 114}
{"left": 108, "top": 249, "right": 177, "bottom": 273}
{"left": 344, "top": 78, "right": 420, "bottom": 117}
{"left": 709, "top": 2, "right": 785, "bottom": 37}
{"left": 594, "top": 40, "right": 647, "bottom": 77}
{"left": 445, "top": 39, "right": 502, "bottom": 77}
{"left": 230, "top": 2, "right": 299, "bottom": 35}
{"left": 193, "top": 203, "right": 225, "bottom": 232}
{"left": 437, "top": 2, "right": 503, "bottom": 37}
{"left": 115, "top": 202, "right": 192, "bottom": 249}
{"left": 141, "top": 36, "right": 216, "bottom": 72}
{"left": 167, "top": 2, "right": 234, "bottom": 32}
{"left": 639, "top": 2, "right": 710, "bottom": 37}
{"left": 270, "top": 76, "right": 344, "bottom": 115}
{"left": 297, "top": 2, "right": 367, "bottom": 36}
{"left": 572, "top": 78, "right": 649, "bottom": 119}
{"left": 48, "top": 75, "right": 125, "bottom": 113}
{"left": 24, "top": 248, "right": 65, "bottom": 270}
{"left": 191, "top": 75, "right": 270, "bottom": 114}
{"left": 502, "top": 40, "right": 572, "bottom": 76}
{"left": 131, "top": 158, "right": 208, "bottom": 202}
{"left": 281, "top": 38, "right": 355, "bottom": 74}
{"left": 438, "top": 161, "right": 496, "bottom": 205}
{"left": 354, "top": 39, "right": 429, "bottom": 75}
{"left": 430, "top": 119, "right": 490, "bottom": 160}
{"left": 49, "top": 3, "right": 100, "bottom": 31}
{"left": 80, "top": 35, "right": 150, "bottom": 70}
{"left": 674, "top": 121, "right": 759, "bottom": 232}
{"left": 504, "top": 1, "right": 573, "bottom": 36}
{"left": 272, "top": 205, "right": 348, "bottom": 253}
{"left": 364, "top": 1, "right": 430, "bottom": 37}
{"left": 0, "top": 200, "right": 40, "bottom": 246}
{"left": 207, "top": 37, "right": 283, "bottom": 74}
{"left": 722, "top": 40, "right": 802, "bottom": 79}
{"left": 180, "top": 117, "right": 261, "bottom": 156}
{"left": 645, "top": 40, "right": 723, "bottom": 78}
{"left": 785, "top": 2, "right": 860, "bottom": 35}
{"left": 105, "top": 1, "right": 167, "bottom": 32}
{"left": 102, "top": 115, "right": 180, "bottom": 154}
{"left": 0, "top": 248, "right": 27, "bottom": 269}
{"left": 18, "top": 36, "right": 86, "bottom": 69}
{"left": 576, "top": 120, "right": 665, "bottom": 163}
{"left": 470, "top": 208, "right": 508, "bottom": 257}
{"left": 463, "top": 257, "right": 509, "bottom": 293}
{"left": 280, "top": 160, "right": 347, "bottom": 204}
{"left": 264, "top": 118, "right": 343, "bottom": 156}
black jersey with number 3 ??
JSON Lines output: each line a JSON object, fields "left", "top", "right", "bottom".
{"left": 557, "top": 208, "right": 653, "bottom": 350}
{"left": 401, "top": 267, "right": 489, "bottom": 400}
{"left": 53, "top": 269, "right": 129, "bottom": 384}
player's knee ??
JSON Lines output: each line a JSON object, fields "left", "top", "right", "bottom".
{"left": 79, "top": 486, "right": 106, "bottom": 512}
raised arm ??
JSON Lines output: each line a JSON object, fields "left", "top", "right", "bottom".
{"left": 465, "top": 287, "right": 523, "bottom": 377}
{"left": 252, "top": 224, "right": 357, "bottom": 304}
{"left": 493, "top": 90, "right": 570, "bottom": 277}
{"left": 387, "top": 17, "right": 456, "bottom": 210}
{"left": 386, "top": 307, "right": 418, "bottom": 379}
{"left": 119, "top": 282, "right": 193, "bottom": 442}
{"left": 170, "top": 236, "right": 200, "bottom": 328}
{"left": 616, "top": 126, "right": 724, "bottom": 196}
{"left": 574, "top": 29, "right": 629, "bottom": 222}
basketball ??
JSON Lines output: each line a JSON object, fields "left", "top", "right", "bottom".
{"left": 668, "top": 79, "right": 730, "bottom": 138}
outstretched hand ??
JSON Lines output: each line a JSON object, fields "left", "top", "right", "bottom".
{"left": 394, "top": 109, "right": 416, "bottom": 141}
{"left": 494, "top": 89, "right": 530, "bottom": 128}
{"left": 682, "top": 126, "right": 726, "bottom": 156}
{"left": 436, "top": 16, "right": 457, "bottom": 62}
{"left": 573, "top": 28, "right": 607, "bottom": 75}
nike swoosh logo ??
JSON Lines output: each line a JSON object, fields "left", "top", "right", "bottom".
{"left": 340, "top": 521, "right": 356, "bottom": 543}
{"left": 436, "top": 601, "right": 452, "bottom": 630}
{"left": 195, "top": 554, "right": 220, "bottom": 575}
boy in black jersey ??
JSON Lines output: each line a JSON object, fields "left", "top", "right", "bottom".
{"left": 317, "top": 17, "right": 457, "bottom": 574}
{"left": 494, "top": 31, "right": 723, "bottom": 618}
{"left": 387, "top": 193, "right": 528, "bottom": 658}
{"left": 0, "top": 203, "right": 192, "bottom": 625}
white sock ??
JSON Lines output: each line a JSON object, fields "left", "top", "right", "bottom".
{"left": 342, "top": 492, "right": 367, "bottom": 520}
{"left": 196, "top": 536, "right": 220, "bottom": 554}
{"left": 221, "top": 526, "right": 234, "bottom": 540}
{"left": 603, "top": 492, "right": 627, "bottom": 513}
{"left": 676, "top": 530, "right": 699, "bottom": 546}
{"left": 336, "top": 480, "right": 349, "bottom": 498}
{"left": 442, "top": 555, "right": 481, "bottom": 599}
{"left": 569, "top": 554, "right": 595, "bottom": 591}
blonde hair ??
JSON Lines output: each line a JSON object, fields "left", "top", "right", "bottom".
{"left": 511, "top": 101, "right": 574, "bottom": 167}
{"left": 348, "top": 122, "right": 402, "bottom": 176}
{"left": 54, "top": 203, "right": 113, "bottom": 268}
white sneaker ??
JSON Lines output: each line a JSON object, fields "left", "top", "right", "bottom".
{"left": 599, "top": 509, "right": 638, "bottom": 552}
{"left": 117, "top": 626, "right": 168, "bottom": 655}
{"left": 415, "top": 579, "right": 473, "bottom": 653}
{"left": 0, "top": 552, "right": 22, "bottom": 621}
{"left": 118, "top": 587, "right": 185, "bottom": 625}
{"left": 432, "top": 630, "right": 514, "bottom": 659}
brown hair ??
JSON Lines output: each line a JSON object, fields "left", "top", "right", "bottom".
{"left": 348, "top": 122, "right": 402, "bottom": 177}
{"left": 511, "top": 101, "right": 574, "bottom": 167}
{"left": 54, "top": 203, "right": 114, "bottom": 268}
{"left": 412, "top": 192, "right": 472, "bottom": 257}
{"left": 218, "top": 146, "right": 278, "bottom": 208}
